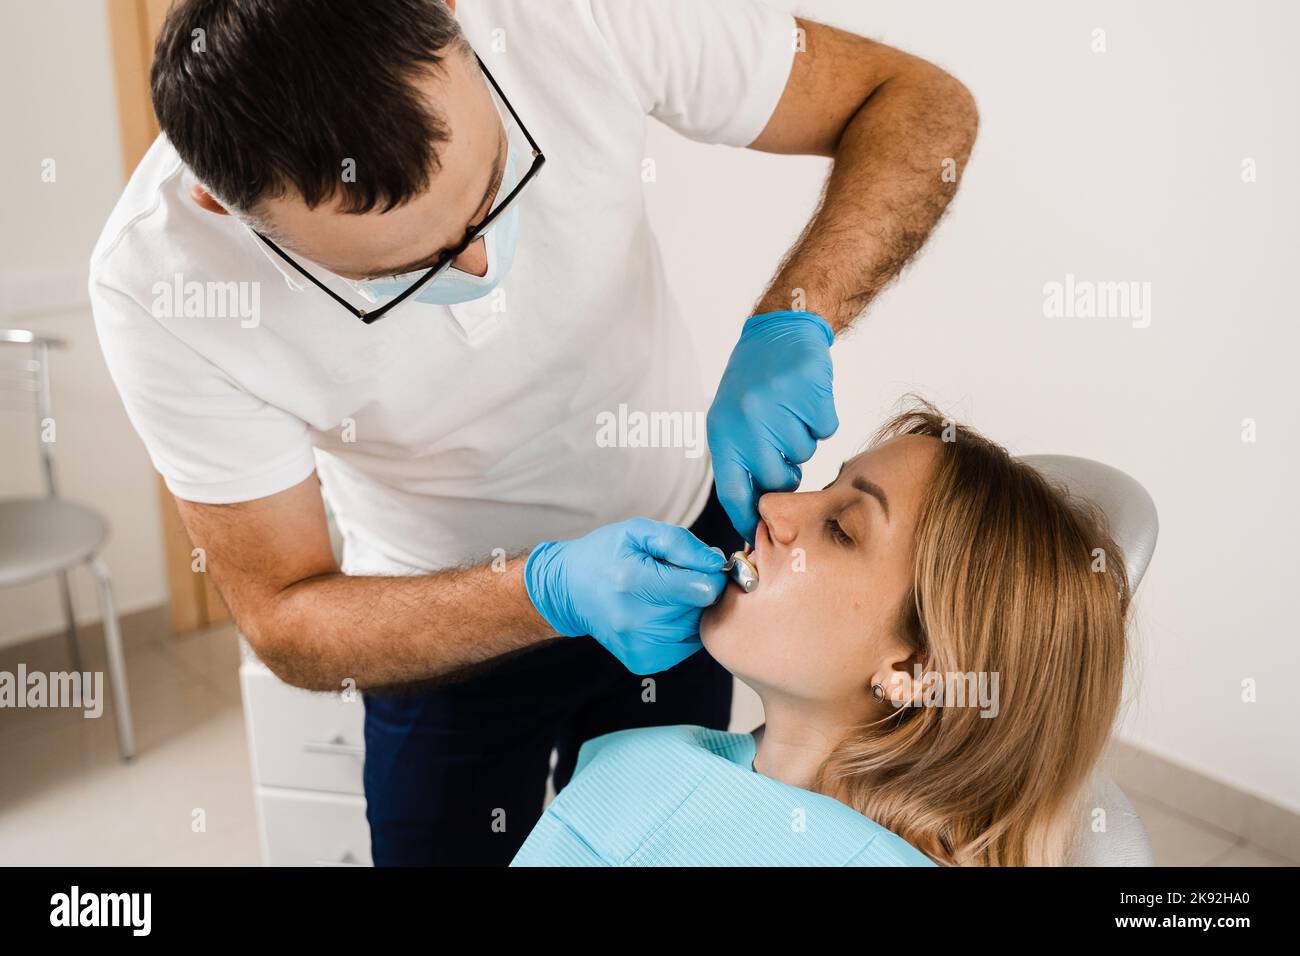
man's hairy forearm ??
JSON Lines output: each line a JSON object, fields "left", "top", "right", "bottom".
{"left": 756, "top": 65, "right": 979, "bottom": 331}
{"left": 246, "top": 555, "right": 554, "bottom": 691}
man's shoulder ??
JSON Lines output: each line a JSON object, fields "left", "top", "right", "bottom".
{"left": 90, "top": 136, "right": 189, "bottom": 291}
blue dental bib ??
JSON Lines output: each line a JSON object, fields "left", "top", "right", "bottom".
{"left": 511, "top": 724, "right": 936, "bottom": 867}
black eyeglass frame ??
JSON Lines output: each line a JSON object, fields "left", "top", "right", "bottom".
{"left": 253, "top": 53, "right": 545, "bottom": 325}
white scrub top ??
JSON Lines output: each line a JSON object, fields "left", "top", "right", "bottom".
{"left": 89, "top": 0, "right": 796, "bottom": 574}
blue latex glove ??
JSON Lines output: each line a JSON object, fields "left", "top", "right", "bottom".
{"left": 525, "top": 519, "right": 727, "bottom": 675}
{"left": 708, "top": 310, "right": 838, "bottom": 542}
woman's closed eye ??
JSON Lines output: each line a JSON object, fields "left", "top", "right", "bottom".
{"left": 825, "top": 516, "right": 853, "bottom": 546}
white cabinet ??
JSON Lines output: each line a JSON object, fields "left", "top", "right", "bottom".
{"left": 239, "top": 641, "right": 371, "bottom": 866}
{"left": 258, "top": 788, "right": 372, "bottom": 867}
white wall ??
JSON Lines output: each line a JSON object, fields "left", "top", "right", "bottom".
{"left": 0, "top": 0, "right": 170, "bottom": 646}
{"left": 1, "top": 0, "right": 1295, "bottom": 813}
{"left": 645, "top": 0, "right": 1299, "bottom": 812}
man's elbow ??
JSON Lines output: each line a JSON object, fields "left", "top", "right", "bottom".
{"left": 949, "top": 72, "right": 980, "bottom": 153}
{"left": 924, "top": 62, "right": 980, "bottom": 161}
{"left": 239, "top": 607, "right": 335, "bottom": 692}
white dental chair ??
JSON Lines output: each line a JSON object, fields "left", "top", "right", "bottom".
{"left": 1022, "top": 454, "right": 1158, "bottom": 867}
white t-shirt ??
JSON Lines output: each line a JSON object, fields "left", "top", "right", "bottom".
{"left": 90, "top": 0, "right": 796, "bottom": 575}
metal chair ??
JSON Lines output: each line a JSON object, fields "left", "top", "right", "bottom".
{"left": 1022, "top": 454, "right": 1159, "bottom": 866}
{"left": 0, "top": 329, "right": 135, "bottom": 760}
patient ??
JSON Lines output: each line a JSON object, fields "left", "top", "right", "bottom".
{"left": 513, "top": 399, "right": 1130, "bottom": 866}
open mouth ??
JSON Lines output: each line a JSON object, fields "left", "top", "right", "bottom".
{"left": 731, "top": 550, "right": 758, "bottom": 591}
{"left": 727, "top": 554, "right": 758, "bottom": 593}
{"left": 722, "top": 520, "right": 768, "bottom": 593}
{"left": 727, "top": 536, "right": 761, "bottom": 593}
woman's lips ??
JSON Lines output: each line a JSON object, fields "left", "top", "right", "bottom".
{"left": 723, "top": 522, "right": 768, "bottom": 594}
{"left": 752, "top": 519, "right": 770, "bottom": 570}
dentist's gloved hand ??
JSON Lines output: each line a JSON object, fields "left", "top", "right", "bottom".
{"left": 524, "top": 519, "right": 727, "bottom": 675}
{"left": 708, "top": 310, "right": 839, "bottom": 542}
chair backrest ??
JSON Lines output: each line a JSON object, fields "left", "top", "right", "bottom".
{"left": 1021, "top": 454, "right": 1159, "bottom": 592}
{"left": 1020, "top": 453, "right": 1159, "bottom": 866}
{"left": 0, "top": 328, "right": 66, "bottom": 497}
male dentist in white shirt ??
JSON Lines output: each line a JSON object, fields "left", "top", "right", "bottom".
{"left": 91, "top": 0, "right": 977, "bottom": 864}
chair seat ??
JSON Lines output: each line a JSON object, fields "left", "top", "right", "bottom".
{"left": 0, "top": 497, "right": 108, "bottom": 587}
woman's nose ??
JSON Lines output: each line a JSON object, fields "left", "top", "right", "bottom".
{"left": 757, "top": 492, "right": 800, "bottom": 546}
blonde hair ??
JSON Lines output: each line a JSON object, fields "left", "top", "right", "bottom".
{"left": 814, "top": 399, "right": 1131, "bottom": 866}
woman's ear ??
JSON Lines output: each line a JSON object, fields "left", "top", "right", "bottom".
{"left": 190, "top": 184, "right": 230, "bottom": 216}
{"left": 872, "top": 651, "right": 926, "bottom": 709}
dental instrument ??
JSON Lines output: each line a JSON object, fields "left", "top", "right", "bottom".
{"left": 720, "top": 546, "right": 759, "bottom": 593}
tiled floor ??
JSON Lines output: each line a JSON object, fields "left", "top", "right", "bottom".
{"left": 0, "top": 620, "right": 261, "bottom": 865}
{"left": 0, "top": 620, "right": 1294, "bottom": 866}
{"left": 1127, "top": 791, "right": 1295, "bottom": 867}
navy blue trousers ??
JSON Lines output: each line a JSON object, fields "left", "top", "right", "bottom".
{"left": 362, "top": 488, "right": 742, "bottom": 866}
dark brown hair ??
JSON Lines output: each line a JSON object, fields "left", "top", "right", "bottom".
{"left": 151, "top": 0, "right": 471, "bottom": 214}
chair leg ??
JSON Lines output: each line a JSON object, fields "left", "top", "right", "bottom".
{"left": 57, "top": 570, "right": 84, "bottom": 673}
{"left": 88, "top": 556, "right": 136, "bottom": 761}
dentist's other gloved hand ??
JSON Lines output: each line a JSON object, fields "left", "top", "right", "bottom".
{"left": 524, "top": 519, "right": 727, "bottom": 675}
{"left": 708, "top": 310, "right": 838, "bottom": 542}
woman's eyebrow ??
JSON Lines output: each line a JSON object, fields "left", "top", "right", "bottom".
{"left": 852, "top": 475, "right": 891, "bottom": 520}
{"left": 820, "top": 460, "right": 890, "bottom": 520}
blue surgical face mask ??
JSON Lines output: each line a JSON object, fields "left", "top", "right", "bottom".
{"left": 357, "top": 131, "right": 523, "bottom": 307}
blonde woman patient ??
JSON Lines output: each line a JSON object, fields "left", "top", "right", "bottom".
{"left": 512, "top": 400, "right": 1130, "bottom": 867}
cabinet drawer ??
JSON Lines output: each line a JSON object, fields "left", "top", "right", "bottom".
{"left": 241, "top": 661, "right": 366, "bottom": 794}
{"left": 257, "top": 787, "right": 371, "bottom": 867}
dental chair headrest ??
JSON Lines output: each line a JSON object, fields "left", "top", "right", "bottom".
{"left": 1020, "top": 455, "right": 1159, "bottom": 593}
{"left": 1020, "top": 455, "right": 1159, "bottom": 866}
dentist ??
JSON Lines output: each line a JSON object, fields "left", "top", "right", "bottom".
{"left": 91, "top": 0, "right": 976, "bottom": 865}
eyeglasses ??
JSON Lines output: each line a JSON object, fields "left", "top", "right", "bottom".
{"left": 254, "top": 52, "right": 545, "bottom": 325}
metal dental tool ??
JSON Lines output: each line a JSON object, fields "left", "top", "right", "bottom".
{"left": 720, "top": 546, "right": 759, "bottom": 593}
